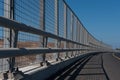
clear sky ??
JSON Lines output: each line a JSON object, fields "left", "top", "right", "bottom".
{"left": 65, "top": 0, "right": 120, "bottom": 48}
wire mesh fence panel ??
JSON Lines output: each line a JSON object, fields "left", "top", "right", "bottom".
{"left": 73, "top": 17, "right": 77, "bottom": 42}
{"left": 46, "top": 38, "right": 56, "bottom": 62}
{"left": 0, "top": 0, "right": 10, "bottom": 73}
{"left": 14, "top": 0, "right": 41, "bottom": 47}
{"left": 0, "top": 0, "right": 11, "bottom": 47}
{"left": 17, "top": 32, "right": 40, "bottom": 48}
{"left": 66, "top": 8, "right": 71, "bottom": 40}
{"left": 0, "top": 58, "right": 9, "bottom": 73}
{"left": 59, "top": 41, "right": 66, "bottom": 59}
{"left": 14, "top": 0, "right": 42, "bottom": 68}
{"left": 0, "top": 28, "right": 3, "bottom": 48}
{"left": 45, "top": 0, "right": 55, "bottom": 34}
{"left": 15, "top": 54, "right": 41, "bottom": 68}
{"left": 14, "top": 0, "right": 40, "bottom": 29}
{"left": 15, "top": 32, "right": 43, "bottom": 68}
{"left": 58, "top": 0, "right": 64, "bottom": 38}
{"left": 0, "top": 0, "right": 4, "bottom": 16}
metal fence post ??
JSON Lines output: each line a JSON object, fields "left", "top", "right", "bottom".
{"left": 4, "top": 0, "right": 15, "bottom": 71}
{"left": 3, "top": 0, "right": 19, "bottom": 79}
{"left": 40, "top": 0, "right": 48, "bottom": 66}
{"left": 55, "top": 0, "right": 60, "bottom": 61}
{"left": 83, "top": 27, "right": 85, "bottom": 53}
{"left": 79, "top": 22, "right": 81, "bottom": 54}
{"left": 78, "top": 22, "right": 81, "bottom": 54}
{"left": 70, "top": 12, "right": 74, "bottom": 57}
{"left": 9, "top": 29, "right": 18, "bottom": 72}
{"left": 64, "top": 3, "right": 68, "bottom": 59}
{"left": 76, "top": 20, "right": 78, "bottom": 55}
{"left": 9, "top": 0, "right": 17, "bottom": 73}
{"left": 79, "top": 22, "right": 82, "bottom": 54}
{"left": 77, "top": 22, "right": 79, "bottom": 53}
{"left": 81, "top": 26, "right": 84, "bottom": 54}
{"left": 56, "top": 40, "right": 62, "bottom": 61}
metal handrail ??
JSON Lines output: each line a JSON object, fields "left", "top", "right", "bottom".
{"left": 0, "top": 16, "right": 93, "bottom": 48}
{"left": 0, "top": 48, "right": 93, "bottom": 58}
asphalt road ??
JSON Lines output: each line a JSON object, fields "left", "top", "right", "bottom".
{"left": 103, "top": 53, "right": 120, "bottom": 80}
{"left": 48, "top": 53, "right": 109, "bottom": 80}
{"left": 75, "top": 53, "right": 108, "bottom": 80}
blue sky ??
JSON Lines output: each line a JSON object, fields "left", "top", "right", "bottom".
{"left": 66, "top": 0, "right": 120, "bottom": 48}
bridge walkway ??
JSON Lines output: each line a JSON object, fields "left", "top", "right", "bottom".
{"left": 75, "top": 54, "right": 108, "bottom": 80}
{"left": 47, "top": 54, "right": 109, "bottom": 80}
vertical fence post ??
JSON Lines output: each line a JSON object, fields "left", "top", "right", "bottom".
{"left": 56, "top": 40, "right": 61, "bottom": 61}
{"left": 64, "top": 3, "right": 68, "bottom": 59}
{"left": 86, "top": 31, "right": 88, "bottom": 52}
{"left": 54, "top": 0, "right": 60, "bottom": 61}
{"left": 70, "top": 13, "right": 72, "bottom": 56}
{"left": 83, "top": 27, "right": 85, "bottom": 53}
{"left": 4, "top": 0, "right": 15, "bottom": 71}
{"left": 40, "top": 0, "right": 48, "bottom": 66}
{"left": 79, "top": 22, "right": 81, "bottom": 55}
{"left": 77, "top": 22, "right": 79, "bottom": 53}
{"left": 9, "top": 0, "right": 18, "bottom": 73}
{"left": 85, "top": 31, "right": 88, "bottom": 53}
{"left": 79, "top": 22, "right": 82, "bottom": 54}
{"left": 4, "top": 0, "right": 18, "bottom": 79}
{"left": 82, "top": 26, "right": 85, "bottom": 54}
{"left": 79, "top": 23, "right": 81, "bottom": 54}
{"left": 9, "top": 29, "right": 18, "bottom": 72}
{"left": 81, "top": 26, "right": 83, "bottom": 51}
{"left": 10, "top": 0, "right": 19, "bottom": 77}
{"left": 76, "top": 20, "right": 78, "bottom": 55}
{"left": 70, "top": 12, "right": 74, "bottom": 57}
{"left": 83, "top": 30, "right": 85, "bottom": 53}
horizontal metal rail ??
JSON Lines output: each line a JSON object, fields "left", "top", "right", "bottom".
{"left": 0, "top": 48, "right": 93, "bottom": 58}
{"left": 0, "top": 16, "right": 93, "bottom": 48}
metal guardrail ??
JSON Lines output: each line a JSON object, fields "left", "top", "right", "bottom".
{"left": 0, "top": 48, "right": 92, "bottom": 58}
{"left": 0, "top": 16, "right": 89, "bottom": 47}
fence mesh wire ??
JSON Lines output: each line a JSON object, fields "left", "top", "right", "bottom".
{"left": 0, "top": 0, "right": 10, "bottom": 73}
{"left": 0, "top": 0, "right": 84, "bottom": 73}
{"left": 14, "top": 0, "right": 42, "bottom": 68}
{"left": 0, "top": 0, "right": 111, "bottom": 74}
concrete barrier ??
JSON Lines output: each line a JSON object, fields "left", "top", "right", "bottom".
{"left": 22, "top": 53, "right": 94, "bottom": 80}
